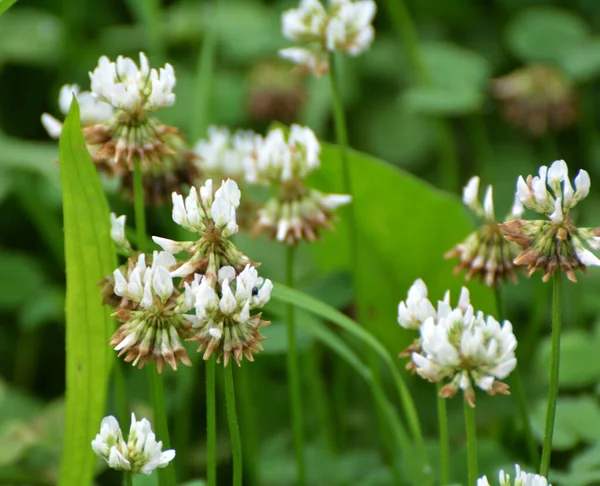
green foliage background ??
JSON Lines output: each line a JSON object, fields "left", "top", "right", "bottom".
{"left": 2, "top": 0, "right": 600, "bottom": 485}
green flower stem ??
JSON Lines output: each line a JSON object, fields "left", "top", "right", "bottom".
{"left": 238, "top": 365, "right": 260, "bottom": 486}
{"left": 383, "top": 0, "right": 460, "bottom": 193}
{"left": 124, "top": 471, "right": 133, "bottom": 486}
{"left": 464, "top": 400, "right": 478, "bottom": 486}
{"left": 540, "top": 273, "right": 563, "bottom": 477}
{"left": 133, "top": 158, "right": 147, "bottom": 252}
{"left": 206, "top": 359, "right": 217, "bottom": 486}
{"left": 436, "top": 384, "right": 449, "bottom": 485}
{"left": 224, "top": 364, "right": 243, "bottom": 486}
{"left": 286, "top": 244, "right": 306, "bottom": 486}
{"left": 149, "top": 364, "right": 176, "bottom": 486}
{"left": 494, "top": 288, "right": 538, "bottom": 466}
{"left": 113, "top": 360, "right": 129, "bottom": 427}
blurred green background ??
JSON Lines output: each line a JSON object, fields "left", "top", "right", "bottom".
{"left": 4, "top": 0, "right": 600, "bottom": 484}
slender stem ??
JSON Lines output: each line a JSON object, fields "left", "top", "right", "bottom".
{"left": 540, "top": 273, "right": 562, "bottom": 477}
{"left": 238, "top": 364, "right": 260, "bottom": 486}
{"left": 150, "top": 364, "right": 176, "bottom": 486}
{"left": 286, "top": 245, "right": 306, "bottom": 486}
{"left": 464, "top": 400, "right": 478, "bottom": 486}
{"left": 124, "top": 471, "right": 133, "bottom": 486}
{"left": 113, "top": 360, "right": 129, "bottom": 426}
{"left": 206, "top": 359, "right": 217, "bottom": 486}
{"left": 224, "top": 365, "right": 242, "bottom": 486}
{"left": 436, "top": 384, "right": 449, "bottom": 485}
{"left": 133, "top": 158, "right": 147, "bottom": 252}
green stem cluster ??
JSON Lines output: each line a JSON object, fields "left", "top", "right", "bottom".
{"left": 540, "top": 273, "right": 563, "bottom": 478}
{"left": 224, "top": 365, "right": 243, "bottom": 486}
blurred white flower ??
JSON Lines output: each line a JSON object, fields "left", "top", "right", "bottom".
{"left": 477, "top": 464, "right": 550, "bottom": 486}
{"left": 92, "top": 413, "right": 175, "bottom": 475}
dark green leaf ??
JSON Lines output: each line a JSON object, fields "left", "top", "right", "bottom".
{"left": 57, "top": 100, "right": 116, "bottom": 486}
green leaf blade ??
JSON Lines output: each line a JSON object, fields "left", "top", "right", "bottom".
{"left": 58, "top": 100, "right": 116, "bottom": 486}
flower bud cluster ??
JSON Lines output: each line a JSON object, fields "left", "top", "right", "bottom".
{"left": 185, "top": 265, "right": 273, "bottom": 366}
{"left": 280, "top": 0, "right": 376, "bottom": 76}
{"left": 501, "top": 160, "right": 600, "bottom": 282}
{"left": 397, "top": 279, "right": 517, "bottom": 406}
{"left": 109, "top": 251, "right": 194, "bottom": 372}
{"left": 477, "top": 464, "right": 550, "bottom": 486}
{"left": 446, "top": 176, "right": 522, "bottom": 287}
{"left": 91, "top": 414, "right": 175, "bottom": 475}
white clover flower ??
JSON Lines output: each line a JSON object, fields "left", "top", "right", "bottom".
{"left": 89, "top": 52, "right": 176, "bottom": 112}
{"left": 412, "top": 304, "right": 517, "bottom": 406}
{"left": 279, "top": 0, "right": 376, "bottom": 75}
{"left": 397, "top": 279, "right": 436, "bottom": 330}
{"left": 447, "top": 175, "right": 521, "bottom": 287}
{"left": 186, "top": 265, "right": 273, "bottom": 366}
{"left": 92, "top": 414, "right": 175, "bottom": 475}
{"left": 110, "top": 213, "right": 131, "bottom": 251}
{"left": 477, "top": 464, "right": 550, "bottom": 486}
{"left": 40, "top": 83, "right": 114, "bottom": 139}
{"left": 502, "top": 160, "right": 600, "bottom": 282}
{"left": 194, "top": 126, "right": 262, "bottom": 179}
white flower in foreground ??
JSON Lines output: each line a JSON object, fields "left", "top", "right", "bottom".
{"left": 92, "top": 414, "right": 175, "bottom": 475}
{"left": 501, "top": 159, "right": 600, "bottom": 283}
{"left": 89, "top": 52, "right": 176, "bottom": 112}
{"left": 279, "top": 0, "right": 376, "bottom": 75}
{"left": 185, "top": 265, "right": 273, "bottom": 366}
{"left": 477, "top": 464, "right": 550, "bottom": 486}
{"left": 446, "top": 175, "right": 521, "bottom": 287}
{"left": 412, "top": 301, "right": 517, "bottom": 407}
{"left": 110, "top": 252, "right": 194, "bottom": 372}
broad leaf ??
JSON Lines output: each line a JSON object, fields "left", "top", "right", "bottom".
{"left": 505, "top": 7, "right": 589, "bottom": 64}
{"left": 309, "top": 145, "right": 496, "bottom": 354}
{"left": 58, "top": 100, "right": 116, "bottom": 486}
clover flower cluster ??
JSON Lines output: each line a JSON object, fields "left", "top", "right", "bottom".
{"left": 110, "top": 251, "right": 194, "bottom": 372}
{"left": 478, "top": 464, "right": 550, "bottom": 486}
{"left": 280, "top": 0, "right": 377, "bottom": 76}
{"left": 185, "top": 265, "right": 272, "bottom": 366}
{"left": 446, "top": 176, "right": 523, "bottom": 287}
{"left": 492, "top": 64, "right": 576, "bottom": 136}
{"left": 246, "top": 125, "right": 351, "bottom": 244}
{"left": 194, "top": 126, "right": 263, "bottom": 180}
{"left": 92, "top": 414, "right": 175, "bottom": 475}
{"left": 397, "top": 279, "right": 517, "bottom": 406}
{"left": 501, "top": 160, "right": 600, "bottom": 282}
{"left": 41, "top": 52, "right": 198, "bottom": 205}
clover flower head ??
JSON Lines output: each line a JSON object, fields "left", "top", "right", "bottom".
{"left": 186, "top": 265, "right": 273, "bottom": 366}
{"left": 194, "top": 126, "right": 263, "bottom": 179}
{"left": 477, "top": 464, "right": 550, "bottom": 486}
{"left": 446, "top": 175, "right": 522, "bottom": 287}
{"left": 92, "top": 414, "right": 175, "bottom": 475}
{"left": 41, "top": 83, "right": 114, "bottom": 139}
{"left": 279, "top": 0, "right": 376, "bottom": 76}
{"left": 89, "top": 52, "right": 176, "bottom": 113}
{"left": 412, "top": 304, "right": 517, "bottom": 407}
{"left": 109, "top": 252, "right": 194, "bottom": 372}
{"left": 501, "top": 160, "right": 600, "bottom": 282}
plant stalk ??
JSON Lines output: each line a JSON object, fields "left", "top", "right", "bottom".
{"left": 224, "top": 364, "right": 242, "bottom": 486}
{"left": 286, "top": 244, "right": 306, "bottom": 486}
{"left": 124, "top": 471, "right": 133, "bottom": 486}
{"left": 540, "top": 273, "right": 562, "bottom": 477}
{"left": 436, "top": 384, "right": 449, "bottom": 485}
{"left": 132, "top": 158, "right": 147, "bottom": 252}
{"left": 464, "top": 400, "right": 478, "bottom": 486}
{"left": 206, "top": 358, "right": 217, "bottom": 486}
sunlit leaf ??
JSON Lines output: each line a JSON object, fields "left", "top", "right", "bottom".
{"left": 58, "top": 100, "right": 116, "bottom": 486}
{"left": 558, "top": 38, "right": 600, "bottom": 82}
